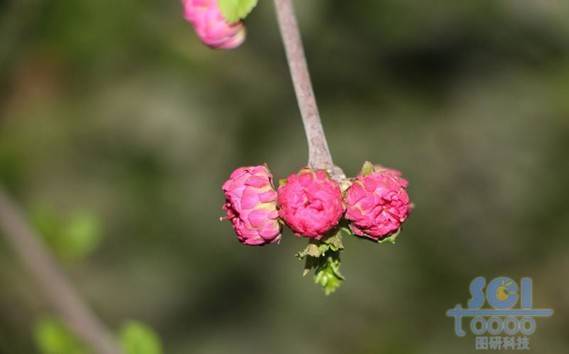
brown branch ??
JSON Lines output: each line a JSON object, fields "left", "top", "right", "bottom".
{"left": 0, "top": 187, "right": 122, "bottom": 354}
{"left": 273, "top": 0, "right": 344, "bottom": 178}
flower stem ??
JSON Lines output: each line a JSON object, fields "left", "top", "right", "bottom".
{"left": 273, "top": 0, "right": 341, "bottom": 176}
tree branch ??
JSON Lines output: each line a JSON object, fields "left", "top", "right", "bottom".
{"left": 0, "top": 187, "right": 122, "bottom": 354}
{"left": 273, "top": 0, "right": 343, "bottom": 178}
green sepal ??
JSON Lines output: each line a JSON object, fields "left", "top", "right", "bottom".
{"left": 278, "top": 178, "right": 287, "bottom": 187}
{"left": 377, "top": 228, "right": 401, "bottom": 244}
{"left": 339, "top": 178, "right": 353, "bottom": 194}
{"left": 218, "top": 0, "right": 259, "bottom": 23}
{"left": 360, "top": 161, "right": 375, "bottom": 176}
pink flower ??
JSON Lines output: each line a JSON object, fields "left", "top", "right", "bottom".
{"left": 222, "top": 165, "right": 281, "bottom": 246}
{"left": 182, "top": 0, "right": 246, "bottom": 49}
{"left": 345, "top": 164, "right": 412, "bottom": 240}
{"left": 277, "top": 168, "right": 344, "bottom": 238}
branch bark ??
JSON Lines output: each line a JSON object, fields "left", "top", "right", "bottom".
{"left": 273, "top": 0, "right": 343, "bottom": 178}
{"left": 0, "top": 187, "right": 122, "bottom": 354}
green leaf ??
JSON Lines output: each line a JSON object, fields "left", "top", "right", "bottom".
{"left": 296, "top": 232, "right": 344, "bottom": 260}
{"left": 302, "top": 255, "right": 316, "bottom": 277}
{"left": 314, "top": 253, "right": 344, "bottom": 295}
{"left": 322, "top": 229, "right": 345, "bottom": 252}
{"left": 218, "top": 0, "right": 259, "bottom": 23}
{"left": 61, "top": 212, "right": 102, "bottom": 260}
{"left": 31, "top": 207, "right": 103, "bottom": 262}
{"left": 317, "top": 243, "right": 330, "bottom": 254}
{"left": 296, "top": 228, "right": 346, "bottom": 294}
{"left": 34, "top": 317, "right": 89, "bottom": 354}
{"left": 120, "top": 321, "right": 163, "bottom": 354}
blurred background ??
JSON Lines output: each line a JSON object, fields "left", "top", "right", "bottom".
{"left": 1, "top": 0, "right": 569, "bottom": 353}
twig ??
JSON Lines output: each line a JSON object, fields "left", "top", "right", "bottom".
{"left": 0, "top": 187, "right": 122, "bottom": 354}
{"left": 273, "top": 0, "right": 343, "bottom": 178}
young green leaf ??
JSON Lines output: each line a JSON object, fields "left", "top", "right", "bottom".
{"left": 296, "top": 229, "right": 346, "bottom": 294}
{"left": 31, "top": 207, "right": 103, "bottom": 262}
{"left": 218, "top": 0, "right": 258, "bottom": 23}
{"left": 61, "top": 212, "right": 102, "bottom": 260}
{"left": 120, "top": 321, "right": 163, "bottom": 354}
{"left": 34, "top": 317, "right": 89, "bottom": 354}
{"left": 314, "top": 254, "right": 344, "bottom": 295}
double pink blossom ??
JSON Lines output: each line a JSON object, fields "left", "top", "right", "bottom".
{"left": 222, "top": 165, "right": 281, "bottom": 245}
{"left": 277, "top": 168, "right": 344, "bottom": 238}
{"left": 344, "top": 166, "right": 412, "bottom": 240}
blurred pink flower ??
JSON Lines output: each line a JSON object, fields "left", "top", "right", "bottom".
{"left": 222, "top": 165, "right": 281, "bottom": 246}
{"left": 278, "top": 168, "right": 344, "bottom": 238}
{"left": 182, "top": 0, "right": 245, "bottom": 49}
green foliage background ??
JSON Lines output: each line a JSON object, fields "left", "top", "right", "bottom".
{"left": 1, "top": 0, "right": 569, "bottom": 353}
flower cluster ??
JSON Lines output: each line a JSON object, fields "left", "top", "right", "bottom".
{"left": 223, "top": 163, "right": 412, "bottom": 245}
{"left": 222, "top": 162, "right": 412, "bottom": 246}
{"left": 221, "top": 162, "right": 412, "bottom": 294}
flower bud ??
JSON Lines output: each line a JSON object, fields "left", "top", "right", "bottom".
{"left": 182, "top": 0, "right": 246, "bottom": 49}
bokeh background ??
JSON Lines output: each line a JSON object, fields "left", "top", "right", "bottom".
{"left": 1, "top": 0, "right": 569, "bottom": 353}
